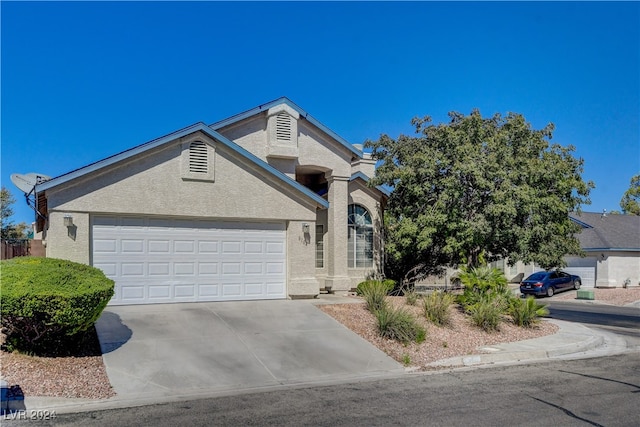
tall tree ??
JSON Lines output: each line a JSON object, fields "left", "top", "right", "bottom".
{"left": 366, "top": 110, "right": 594, "bottom": 281}
{"left": 620, "top": 174, "right": 640, "bottom": 215}
{"left": 1, "top": 187, "right": 29, "bottom": 239}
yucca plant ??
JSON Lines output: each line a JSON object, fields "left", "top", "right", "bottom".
{"left": 423, "top": 290, "right": 455, "bottom": 326}
{"left": 509, "top": 296, "right": 549, "bottom": 327}
{"left": 375, "top": 305, "right": 426, "bottom": 344}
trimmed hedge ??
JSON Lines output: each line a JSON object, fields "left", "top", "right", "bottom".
{"left": 0, "top": 257, "right": 114, "bottom": 352}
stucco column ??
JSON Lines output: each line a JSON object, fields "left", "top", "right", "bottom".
{"left": 596, "top": 254, "right": 616, "bottom": 288}
{"left": 325, "top": 174, "right": 351, "bottom": 292}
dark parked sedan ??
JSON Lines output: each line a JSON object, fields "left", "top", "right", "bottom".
{"left": 520, "top": 270, "right": 581, "bottom": 297}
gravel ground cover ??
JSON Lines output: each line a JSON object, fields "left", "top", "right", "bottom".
{"left": 319, "top": 296, "right": 559, "bottom": 370}
{"left": 1, "top": 288, "right": 637, "bottom": 398}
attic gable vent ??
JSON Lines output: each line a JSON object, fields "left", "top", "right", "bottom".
{"left": 181, "top": 137, "right": 215, "bottom": 182}
{"left": 189, "top": 141, "right": 208, "bottom": 173}
{"left": 276, "top": 112, "right": 292, "bottom": 142}
{"left": 267, "top": 104, "right": 299, "bottom": 159}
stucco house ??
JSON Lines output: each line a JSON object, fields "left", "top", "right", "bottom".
{"left": 34, "top": 98, "right": 388, "bottom": 305}
{"left": 565, "top": 212, "right": 640, "bottom": 288}
{"left": 494, "top": 212, "right": 640, "bottom": 288}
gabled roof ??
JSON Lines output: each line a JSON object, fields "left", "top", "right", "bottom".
{"left": 350, "top": 171, "right": 390, "bottom": 197}
{"left": 570, "top": 212, "right": 640, "bottom": 251}
{"left": 36, "top": 122, "right": 329, "bottom": 209}
{"left": 210, "top": 97, "right": 364, "bottom": 159}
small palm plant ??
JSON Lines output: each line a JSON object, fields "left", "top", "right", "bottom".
{"left": 509, "top": 296, "right": 549, "bottom": 327}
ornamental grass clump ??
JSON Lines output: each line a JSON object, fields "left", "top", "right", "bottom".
{"left": 360, "top": 280, "right": 390, "bottom": 312}
{"left": 375, "top": 305, "right": 426, "bottom": 344}
{"left": 423, "top": 290, "right": 455, "bottom": 326}
{"left": 404, "top": 288, "right": 419, "bottom": 306}
{"left": 468, "top": 297, "right": 506, "bottom": 332}
{"left": 509, "top": 296, "right": 549, "bottom": 327}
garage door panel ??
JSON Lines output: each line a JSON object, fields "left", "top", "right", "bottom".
{"left": 222, "top": 283, "right": 242, "bottom": 297}
{"left": 222, "top": 241, "right": 242, "bottom": 254}
{"left": 198, "top": 241, "right": 219, "bottom": 253}
{"left": 149, "top": 285, "right": 171, "bottom": 299}
{"left": 94, "top": 239, "right": 117, "bottom": 253}
{"left": 121, "top": 286, "right": 145, "bottom": 301}
{"left": 245, "top": 263, "right": 263, "bottom": 274}
{"left": 122, "top": 263, "right": 144, "bottom": 276}
{"left": 245, "top": 283, "right": 265, "bottom": 296}
{"left": 199, "top": 284, "right": 220, "bottom": 297}
{"left": 198, "top": 262, "right": 218, "bottom": 275}
{"left": 93, "top": 216, "right": 286, "bottom": 305}
{"left": 266, "top": 241, "right": 285, "bottom": 254}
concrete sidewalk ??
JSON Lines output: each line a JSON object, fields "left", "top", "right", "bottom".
{"left": 5, "top": 297, "right": 631, "bottom": 416}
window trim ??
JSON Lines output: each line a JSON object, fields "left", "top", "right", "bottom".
{"left": 347, "top": 204, "right": 374, "bottom": 269}
{"left": 315, "top": 224, "right": 324, "bottom": 268}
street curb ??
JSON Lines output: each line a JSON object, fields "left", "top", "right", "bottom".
{"left": 427, "top": 320, "right": 605, "bottom": 368}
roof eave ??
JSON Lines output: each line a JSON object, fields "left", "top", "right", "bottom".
{"left": 350, "top": 171, "right": 390, "bottom": 197}
{"left": 210, "top": 97, "right": 364, "bottom": 159}
{"left": 36, "top": 122, "right": 329, "bottom": 210}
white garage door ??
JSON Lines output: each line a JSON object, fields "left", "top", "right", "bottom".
{"left": 563, "top": 267, "right": 595, "bottom": 288}
{"left": 92, "top": 216, "right": 287, "bottom": 305}
{"left": 564, "top": 256, "right": 597, "bottom": 288}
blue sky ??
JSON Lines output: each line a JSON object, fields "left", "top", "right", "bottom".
{"left": 2, "top": 1, "right": 639, "bottom": 225}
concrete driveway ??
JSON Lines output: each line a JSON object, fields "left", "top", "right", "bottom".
{"left": 95, "top": 299, "right": 403, "bottom": 402}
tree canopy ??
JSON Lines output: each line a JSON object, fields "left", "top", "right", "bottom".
{"left": 620, "top": 174, "right": 640, "bottom": 215}
{"left": 366, "top": 110, "right": 594, "bottom": 281}
{"left": 1, "top": 187, "right": 29, "bottom": 240}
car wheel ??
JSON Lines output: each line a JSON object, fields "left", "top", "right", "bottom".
{"left": 573, "top": 280, "right": 581, "bottom": 290}
{"left": 546, "top": 286, "right": 555, "bottom": 297}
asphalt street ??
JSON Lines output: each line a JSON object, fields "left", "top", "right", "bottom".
{"left": 546, "top": 301, "right": 640, "bottom": 329}
{"left": 6, "top": 353, "right": 639, "bottom": 427}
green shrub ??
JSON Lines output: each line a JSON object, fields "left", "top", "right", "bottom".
{"left": 1, "top": 257, "right": 115, "bottom": 352}
{"left": 458, "top": 266, "right": 509, "bottom": 307}
{"left": 509, "top": 297, "right": 549, "bottom": 327}
{"left": 468, "top": 297, "right": 505, "bottom": 332}
{"left": 423, "top": 290, "right": 455, "bottom": 326}
{"left": 356, "top": 279, "right": 395, "bottom": 296}
{"left": 404, "top": 288, "right": 419, "bottom": 306}
{"left": 375, "top": 305, "right": 426, "bottom": 344}
{"left": 360, "top": 280, "right": 389, "bottom": 312}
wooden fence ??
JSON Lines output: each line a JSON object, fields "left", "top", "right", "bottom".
{"left": 1, "top": 239, "right": 30, "bottom": 260}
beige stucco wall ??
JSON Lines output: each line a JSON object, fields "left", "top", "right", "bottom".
{"left": 45, "top": 211, "right": 90, "bottom": 264}
{"left": 287, "top": 220, "right": 320, "bottom": 298}
{"left": 46, "top": 132, "right": 318, "bottom": 221}
{"left": 218, "top": 114, "right": 354, "bottom": 178}
{"left": 42, "top": 130, "right": 324, "bottom": 298}
{"left": 595, "top": 251, "right": 640, "bottom": 288}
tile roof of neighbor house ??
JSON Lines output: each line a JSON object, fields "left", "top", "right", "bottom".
{"left": 570, "top": 212, "right": 640, "bottom": 251}
{"left": 35, "top": 122, "right": 329, "bottom": 209}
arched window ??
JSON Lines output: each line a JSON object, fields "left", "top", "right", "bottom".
{"left": 348, "top": 204, "right": 373, "bottom": 268}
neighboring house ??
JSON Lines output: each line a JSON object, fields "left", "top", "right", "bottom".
{"left": 494, "top": 212, "right": 640, "bottom": 288}
{"left": 565, "top": 212, "right": 640, "bottom": 288}
{"left": 34, "top": 98, "right": 387, "bottom": 305}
